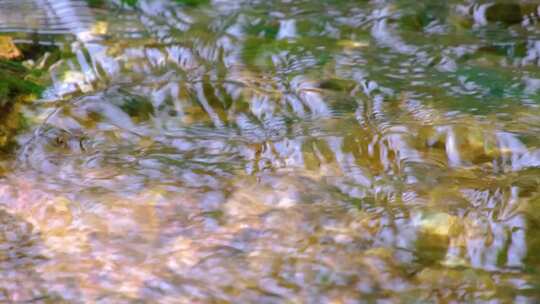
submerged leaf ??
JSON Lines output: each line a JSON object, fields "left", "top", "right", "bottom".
{"left": 0, "top": 36, "right": 21, "bottom": 60}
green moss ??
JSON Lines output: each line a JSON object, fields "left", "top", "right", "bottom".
{"left": 121, "top": 0, "right": 210, "bottom": 7}
{"left": 86, "top": 0, "right": 106, "bottom": 7}
{"left": 174, "top": 0, "right": 210, "bottom": 6}
{"left": 121, "top": 0, "right": 138, "bottom": 7}
{"left": 119, "top": 96, "right": 155, "bottom": 122}
{"left": 0, "top": 60, "right": 45, "bottom": 152}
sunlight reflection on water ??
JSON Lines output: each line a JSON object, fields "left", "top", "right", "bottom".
{"left": 1, "top": 0, "right": 540, "bottom": 302}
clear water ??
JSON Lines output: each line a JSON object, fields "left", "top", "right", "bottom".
{"left": 2, "top": 0, "right": 540, "bottom": 302}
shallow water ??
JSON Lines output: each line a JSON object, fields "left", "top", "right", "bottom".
{"left": 3, "top": 0, "right": 540, "bottom": 302}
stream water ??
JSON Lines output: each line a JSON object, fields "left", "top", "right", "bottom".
{"left": 2, "top": 0, "right": 540, "bottom": 302}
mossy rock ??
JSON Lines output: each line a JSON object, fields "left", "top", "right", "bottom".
{"left": 485, "top": 3, "right": 522, "bottom": 25}
{"left": 0, "top": 61, "right": 44, "bottom": 152}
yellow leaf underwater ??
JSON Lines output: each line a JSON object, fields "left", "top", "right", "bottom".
{"left": 337, "top": 39, "right": 369, "bottom": 50}
{"left": 0, "top": 36, "right": 21, "bottom": 60}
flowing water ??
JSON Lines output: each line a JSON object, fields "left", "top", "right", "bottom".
{"left": 2, "top": 0, "right": 540, "bottom": 302}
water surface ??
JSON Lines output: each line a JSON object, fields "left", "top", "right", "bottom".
{"left": 2, "top": 0, "right": 540, "bottom": 302}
